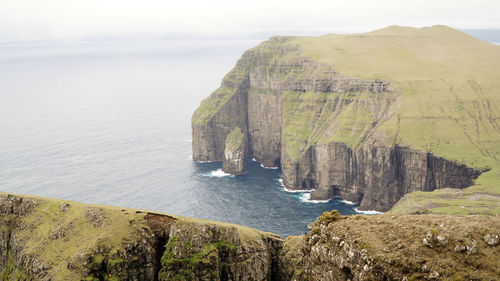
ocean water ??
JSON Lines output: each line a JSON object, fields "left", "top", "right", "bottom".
{"left": 0, "top": 39, "right": 360, "bottom": 237}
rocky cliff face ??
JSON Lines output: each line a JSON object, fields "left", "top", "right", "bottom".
{"left": 2, "top": 193, "right": 499, "bottom": 280}
{"left": 191, "top": 30, "right": 487, "bottom": 212}
{"left": 302, "top": 143, "right": 482, "bottom": 211}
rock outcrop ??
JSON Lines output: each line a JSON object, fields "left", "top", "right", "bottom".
{"left": 280, "top": 210, "right": 500, "bottom": 281}
{"left": 2, "top": 192, "right": 499, "bottom": 280}
{"left": 191, "top": 26, "right": 499, "bottom": 212}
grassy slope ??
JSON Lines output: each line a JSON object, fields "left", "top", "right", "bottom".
{"left": 0, "top": 191, "right": 277, "bottom": 279}
{"left": 290, "top": 25, "right": 500, "bottom": 215}
{"left": 192, "top": 87, "right": 237, "bottom": 125}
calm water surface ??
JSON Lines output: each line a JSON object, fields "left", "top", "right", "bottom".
{"left": 0, "top": 39, "right": 360, "bottom": 236}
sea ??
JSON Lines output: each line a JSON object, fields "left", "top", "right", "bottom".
{"left": 0, "top": 39, "right": 368, "bottom": 237}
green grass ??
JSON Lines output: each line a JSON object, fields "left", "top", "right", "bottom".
{"left": 290, "top": 26, "right": 500, "bottom": 167}
{"left": 171, "top": 214, "right": 280, "bottom": 243}
{"left": 286, "top": 25, "right": 500, "bottom": 214}
{"left": 225, "top": 127, "right": 244, "bottom": 151}
{"left": 13, "top": 196, "right": 147, "bottom": 280}
{"left": 1, "top": 191, "right": 282, "bottom": 279}
{"left": 281, "top": 90, "right": 395, "bottom": 161}
{"left": 0, "top": 255, "right": 33, "bottom": 281}
{"left": 192, "top": 87, "right": 238, "bottom": 124}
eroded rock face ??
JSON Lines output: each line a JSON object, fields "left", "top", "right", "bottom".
{"left": 191, "top": 36, "right": 482, "bottom": 211}
{"left": 297, "top": 143, "right": 481, "bottom": 211}
{"left": 158, "top": 221, "right": 282, "bottom": 281}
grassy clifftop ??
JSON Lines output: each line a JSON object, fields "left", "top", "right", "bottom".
{"left": 288, "top": 26, "right": 500, "bottom": 215}
{"left": 281, "top": 210, "right": 500, "bottom": 280}
{"left": 0, "top": 191, "right": 280, "bottom": 280}
{"left": 292, "top": 25, "right": 500, "bottom": 170}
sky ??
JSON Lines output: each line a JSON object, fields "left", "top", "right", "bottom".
{"left": 1, "top": 0, "right": 499, "bottom": 42}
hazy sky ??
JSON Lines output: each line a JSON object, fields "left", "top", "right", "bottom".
{"left": 1, "top": 0, "right": 499, "bottom": 42}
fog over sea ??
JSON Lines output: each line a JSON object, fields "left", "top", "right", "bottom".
{"left": 1, "top": 39, "right": 370, "bottom": 236}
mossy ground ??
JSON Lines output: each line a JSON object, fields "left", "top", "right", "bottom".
{"left": 170, "top": 214, "right": 279, "bottom": 243}
{"left": 3, "top": 192, "right": 149, "bottom": 280}
{"left": 0, "top": 255, "right": 33, "bottom": 281}
{"left": 160, "top": 239, "right": 236, "bottom": 280}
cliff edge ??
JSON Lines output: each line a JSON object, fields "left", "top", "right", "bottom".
{"left": 1, "top": 192, "right": 499, "bottom": 280}
{"left": 0, "top": 192, "right": 282, "bottom": 280}
{"left": 192, "top": 25, "right": 500, "bottom": 213}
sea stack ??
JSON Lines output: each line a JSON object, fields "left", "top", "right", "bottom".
{"left": 222, "top": 126, "right": 247, "bottom": 175}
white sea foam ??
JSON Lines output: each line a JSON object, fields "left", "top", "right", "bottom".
{"left": 251, "top": 158, "right": 258, "bottom": 162}
{"left": 260, "top": 163, "right": 279, "bottom": 169}
{"left": 354, "top": 208, "right": 383, "bottom": 215}
{"left": 278, "top": 178, "right": 312, "bottom": 193}
{"left": 284, "top": 187, "right": 312, "bottom": 193}
{"left": 203, "top": 169, "right": 234, "bottom": 177}
{"left": 339, "top": 200, "right": 356, "bottom": 205}
{"left": 299, "top": 192, "right": 331, "bottom": 203}
{"left": 196, "top": 160, "right": 215, "bottom": 163}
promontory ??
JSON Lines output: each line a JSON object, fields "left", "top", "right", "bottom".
{"left": 192, "top": 25, "right": 500, "bottom": 214}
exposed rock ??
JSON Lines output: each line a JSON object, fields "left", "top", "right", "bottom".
{"left": 85, "top": 207, "right": 107, "bottom": 227}
{"left": 428, "top": 271, "right": 440, "bottom": 279}
{"left": 158, "top": 221, "right": 282, "bottom": 281}
{"left": 49, "top": 222, "right": 73, "bottom": 240}
{"left": 454, "top": 244, "right": 467, "bottom": 253}
{"left": 466, "top": 240, "right": 478, "bottom": 255}
{"left": 423, "top": 231, "right": 448, "bottom": 248}
{"left": 483, "top": 233, "right": 499, "bottom": 246}
{"left": 222, "top": 126, "right": 247, "bottom": 175}
{"left": 60, "top": 202, "right": 71, "bottom": 212}
{"left": 300, "top": 143, "right": 481, "bottom": 211}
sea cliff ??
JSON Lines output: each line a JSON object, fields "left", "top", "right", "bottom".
{"left": 192, "top": 25, "right": 500, "bottom": 213}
